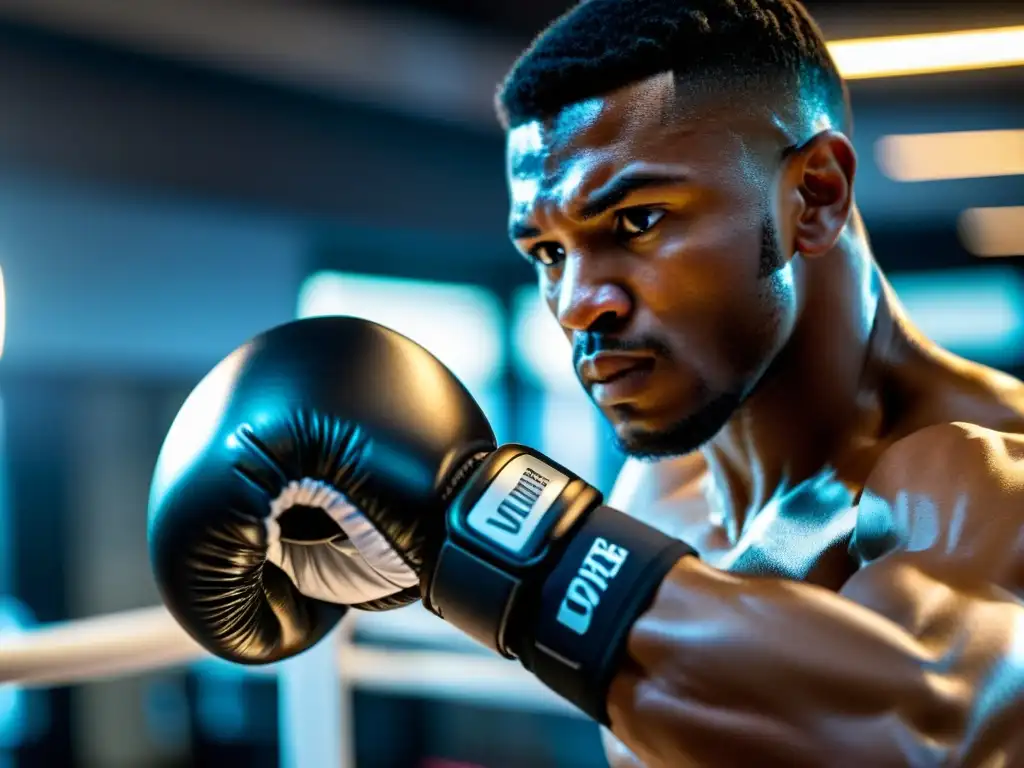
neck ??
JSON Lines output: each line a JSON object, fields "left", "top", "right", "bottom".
{"left": 703, "top": 221, "right": 896, "bottom": 538}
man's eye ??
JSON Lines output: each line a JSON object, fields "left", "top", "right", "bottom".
{"left": 614, "top": 207, "right": 666, "bottom": 238}
{"left": 528, "top": 242, "right": 566, "bottom": 267}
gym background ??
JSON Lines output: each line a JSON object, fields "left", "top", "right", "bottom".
{"left": 0, "top": 1, "right": 1021, "bottom": 767}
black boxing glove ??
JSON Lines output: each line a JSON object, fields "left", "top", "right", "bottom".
{"left": 147, "top": 316, "right": 497, "bottom": 664}
{"left": 148, "top": 316, "right": 695, "bottom": 723}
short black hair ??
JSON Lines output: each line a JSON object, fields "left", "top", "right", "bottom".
{"left": 496, "top": 0, "right": 850, "bottom": 135}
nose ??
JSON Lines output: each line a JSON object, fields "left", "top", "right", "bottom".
{"left": 554, "top": 251, "right": 633, "bottom": 333}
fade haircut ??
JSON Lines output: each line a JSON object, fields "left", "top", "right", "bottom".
{"left": 495, "top": 0, "right": 850, "bottom": 137}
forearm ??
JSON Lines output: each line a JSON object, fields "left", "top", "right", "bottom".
{"left": 606, "top": 557, "right": 1024, "bottom": 768}
{"left": 427, "top": 441, "right": 1022, "bottom": 765}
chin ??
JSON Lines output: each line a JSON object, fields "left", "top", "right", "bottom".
{"left": 609, "top": 389, "right": 743, "bottom": 459}
{"left": 613, "top": 424, "right": 697, "bottom": 460}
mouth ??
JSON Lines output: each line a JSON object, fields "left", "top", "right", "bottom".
{"left": 580, "top": 354, "right": 658, "bottom": 404}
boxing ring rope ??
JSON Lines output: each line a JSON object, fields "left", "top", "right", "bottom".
{"left": 0, "top": 606, "right": 203, "bottom": 686}
{"left": 0, "top": 269, "right": 589, "bottom": 767}
{"left": 0, "top": 602, "right": 581, "bottom": 767}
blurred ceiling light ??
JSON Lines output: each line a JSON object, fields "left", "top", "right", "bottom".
{"left": 958, "top": 206, "right": 1024, "bottom": 258}
{"left": 875, "top": 129, "right": 1024, "bottom": 182}
{"left": 828, "top": 25, "right": 1024, "bottom": 79}
{"left": 296, "top": 271, "right": 505, "bottom": 391}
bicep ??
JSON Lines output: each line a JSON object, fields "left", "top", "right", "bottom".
{"left": 839, "top": 551, "right": 1024, "bottom": 765}
{"left": 842, "top": 472, "right": 1024, "bottom": 693}
{"left": 849, "top": 422, "right": 1024, "bottom": 603}
{"left": 839, "top": 424, "right": 1024, "bottom": 761}
{"left": 840, "top": 548, "right": 1023, "bottom": 653}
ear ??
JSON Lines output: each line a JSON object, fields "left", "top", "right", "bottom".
{"left": 786, "top": 131, "right": 856, "bottom": 258}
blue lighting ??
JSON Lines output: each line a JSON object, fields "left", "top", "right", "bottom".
{"left": 193, "top": 662, "right": 248, "bottom": 742}
{"left": 511, "top": 286, "right": 578, "bottom": 394}
{"left": 0, "top": 598, "right": 40, "bottom": 750}
{"left": 889, "top": 267, "right": 1024, "bottom": 366}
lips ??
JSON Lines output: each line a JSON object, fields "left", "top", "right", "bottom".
{"left": 583, "top": 354, "right": 652, "bottom": 383}
{"left": 579, "top": 353, "right": 657, "bottom": 404}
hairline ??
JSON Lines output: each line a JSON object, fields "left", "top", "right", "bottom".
{"left": 502, "top": 68, "right": 843, "bottom": 150}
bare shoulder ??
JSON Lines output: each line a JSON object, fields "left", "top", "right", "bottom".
{"left": 865, "top": 421, "right": 1024, "bottom": 498}
{"left": 852, "top": 422, "right": 1024, "bottom": 589}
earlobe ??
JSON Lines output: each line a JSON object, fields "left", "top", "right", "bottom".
{"left": 792, "top": 131, "right": 856, "bottom": 258}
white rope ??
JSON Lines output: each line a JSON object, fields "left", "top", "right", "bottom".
{"left": 0, "top": 605, "right": 205, "bottom": 686}
{"left": 0, "top": 604, "right": 583, "bottom": 718}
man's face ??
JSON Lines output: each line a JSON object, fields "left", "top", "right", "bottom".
{"left": 506, "top": 73, "right": 802, "bottom": 458}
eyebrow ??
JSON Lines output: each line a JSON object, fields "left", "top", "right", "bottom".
{"left": 579, "top": 171, "right": 688, "bottom": 220}
{"left": 509, "top": 170, "right": 688, "bottom": 241}
{"left": 509, "top": 221, "right": 543, "bottom": 240}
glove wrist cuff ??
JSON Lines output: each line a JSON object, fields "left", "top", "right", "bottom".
{"left": 522, "top": 504, "right": 696, "bottom": 725}
{"left": 425, "top": 444, "right": 698, "bottom": 726}
{"left": 424, "top": 445, "right": 599, "bottom": 657}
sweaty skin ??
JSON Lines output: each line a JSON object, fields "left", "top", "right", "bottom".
{"left": 506, "top": 74, "right": 1024, "bottom": 766}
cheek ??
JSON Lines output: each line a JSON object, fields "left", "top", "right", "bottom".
{"left": 703, "top": 282, "right": 796, "bottom": 387}
{"left": 643, "top": 218, "right": 797, "bottom": 383}
{"left": 734, "top": 264, "right": 800, "bottom": 371}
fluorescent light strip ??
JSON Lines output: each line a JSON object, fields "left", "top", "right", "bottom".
{"left": 959, "top": 207, "right": 1024, "bottom": 258}
{"left": 875, "top": 129, "right": 1024, "bottom": 182}
{"left": 828, "top": 25, "right": 1024, "bottom": 80}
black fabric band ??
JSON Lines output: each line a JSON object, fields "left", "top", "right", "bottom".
{"left": 523, "top": 505, "right": 697, "bottom": 725}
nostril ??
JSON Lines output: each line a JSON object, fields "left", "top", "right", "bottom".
{"left": 590, "top": 309, "right": 628, "bottom": 336}
{"left": 277, "top": 505, "right": 346, "bottom": 544}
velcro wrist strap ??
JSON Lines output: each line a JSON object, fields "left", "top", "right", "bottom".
{"left": 427, "top": 445, "right": 600, "bottom": 657}
{"left": 525, "top": 505, "right": 697, "bottom": 725}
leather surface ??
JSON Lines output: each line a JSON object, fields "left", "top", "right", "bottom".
{"left": 148, "top": 316, "right": 497, "bottom": 663}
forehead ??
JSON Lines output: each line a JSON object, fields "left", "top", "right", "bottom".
{"left": 505, "top": 74, "right": 765, "bottom": 213}
{"left": 507, "top": 74, "right": 679, "bottom": 180}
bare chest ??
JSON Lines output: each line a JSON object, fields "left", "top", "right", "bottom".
{"left": 625, "top": 479, "right": 860, "bottom": 591}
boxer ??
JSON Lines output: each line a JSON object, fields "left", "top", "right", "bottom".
{"left": 498, "top": 1, "right": 1024, "bottom": 763}
{"left": 149, "top": 1, "right": 1024, "bottom": 766}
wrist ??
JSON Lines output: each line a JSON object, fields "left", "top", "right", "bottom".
{"left": 524, "top": 503, "right": 694, "bottom": 723}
